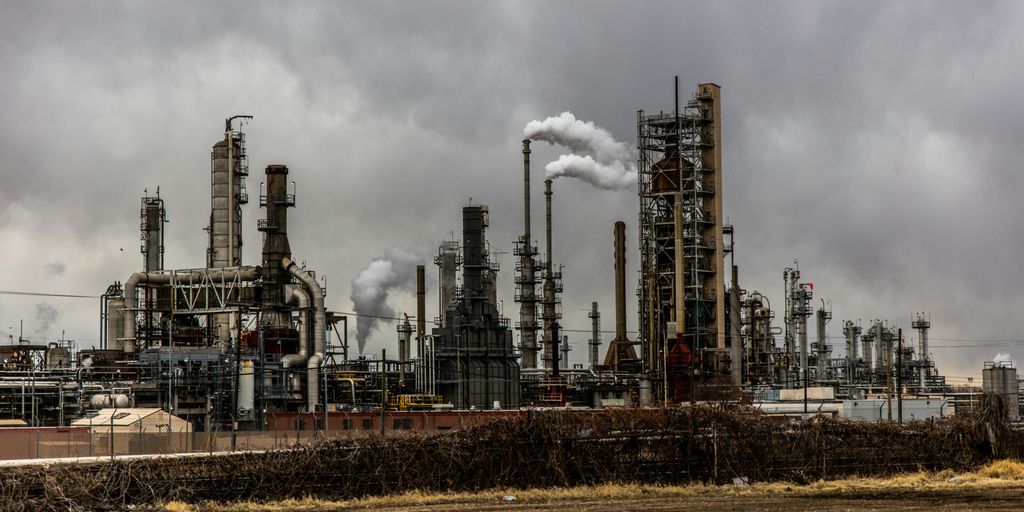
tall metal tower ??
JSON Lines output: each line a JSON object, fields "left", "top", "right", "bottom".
{"left": 588, "top": 302, "right": 601, "bottom": 369}
{"left": 912, "top": 312, "right": 932, "bottom": 392}
{"left": 637, "top": 81, "right": 725, "bottom": 401}
{"left": 514, "top": 140, "right": 541, "bottom": 369}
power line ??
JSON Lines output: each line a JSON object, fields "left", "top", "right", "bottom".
{"left": 0, "top": 290, "right": 99, "bottom": 299}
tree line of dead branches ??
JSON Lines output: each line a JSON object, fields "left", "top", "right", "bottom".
{"left": 0, "top": 394, "right": 1018, "bottom": 511}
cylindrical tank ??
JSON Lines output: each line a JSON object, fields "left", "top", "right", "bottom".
{"left": 46, "top": 345, "right": 69, "bottom": 369}
{"left": 983, "top": 363, "right": 1019, "bottom": 422}
{"left": 238, "top": 360, "right": 255, "bottom": 418}
{"left": 638, "top": 378, "right": 652, "bottom": 406}
{"left": 90, "top": 394, "right": 130, "bottom": 409}
{"left": 106, "top": 296, "right": 126, "bottom": 351}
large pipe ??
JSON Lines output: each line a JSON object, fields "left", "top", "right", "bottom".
{"left": 730, "top": 265, "right": 743, "bottom": 387}
{"left": 122, "top": 267, "right": 260, "bottom": 352}
{"left": 280, "top": 284, "right": 310, "bottom": 369}
{"left": 283, "top": 257, "right": 325, "bottom": 413}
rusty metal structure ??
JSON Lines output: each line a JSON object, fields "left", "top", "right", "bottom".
{"left": 637, "top": 81, "right": 726, "bottom": 401}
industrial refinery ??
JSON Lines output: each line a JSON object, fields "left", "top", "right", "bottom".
{"left": 0, "top": 80, "right": 1003, "bottom": 433}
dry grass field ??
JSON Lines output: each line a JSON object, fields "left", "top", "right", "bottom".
{"left": 162, "top": 460, "right": 1024, "bottom": 511}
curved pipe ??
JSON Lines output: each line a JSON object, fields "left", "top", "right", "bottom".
{"left": 283, "top": 257, "right": 325, "bottom": 413}
{"left": 280, "top": 284, "right": 310, "bottom": 369}
{"left": 122, "top": 267, "right": 259, "bottom": 353}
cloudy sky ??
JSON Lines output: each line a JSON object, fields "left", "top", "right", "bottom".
{"left": 1, "top": 1, "right": 1021, "bottom": 382}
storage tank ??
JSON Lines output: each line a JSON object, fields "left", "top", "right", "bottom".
{"left": 90, "top": 394, "right": 130, "bottom": 409}
{"left": 46, "top": 344, "right": 70, "bottom": 369}
{"left": 106, "top": 296, "right": 127, "bottom": 351}
{"left": 237, "top": 360, "right": 255, "bottom": 420}
{"left": 983, "top": 362, "right": 1019, "bottom": 422}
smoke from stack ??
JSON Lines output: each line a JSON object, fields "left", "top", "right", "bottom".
{"left": 523, "top": 111, "right": 637, "bottom": 190}
{"left": 33, "top": 303, "right": 58, "bottom": 338}
{"left": 993, "top": 352, "right": 1014, "bottom": 365}
{"left": 350, "top": 249, "right": 420, "bottom": 355}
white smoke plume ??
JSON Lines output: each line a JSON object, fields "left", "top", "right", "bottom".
{"left": 524, "top": 111, "right": 633, "bottom": 164}
{"left": 545, "top": 154, "right": 637, "bottom": 191}
{"left": 993, "top": 352, "right": 1015, "bottom": 366}
{"left": 350, "top": 249, "right": 420, "bottom": 355}
{"left": 33, "top": 303, "right": 58, "bottom": 338}
{"left": 523, "top": 111, "right": 637, "bottom": 191}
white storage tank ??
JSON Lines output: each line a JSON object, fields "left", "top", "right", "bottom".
{"left": 983, "top": 361, "right": 1019, "bottom": 421}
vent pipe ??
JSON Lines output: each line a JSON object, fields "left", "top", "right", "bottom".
{"left": 283, "top": 257, "right": 325, "bottom": 413}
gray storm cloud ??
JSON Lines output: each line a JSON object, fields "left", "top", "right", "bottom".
{"left": 349, "top": 249, "right": 421, "bottom": 355}
{"left": 524, "top": 111, "right": 637, "bottom": 190}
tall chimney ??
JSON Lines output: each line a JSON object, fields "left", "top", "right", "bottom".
{"left": 416, "top": 265, "right": 425, "bottom": 357}
{"left": 516, "top": 139, "right": 540, "bottom": 369}
{"left": 604, "top": 221, "right": 638, "bottom": 369}
{"left": 542, "top": 179, "right": 557, "bottom": 372}
{"left": 614, "top": 221, "right": 628, "bottom": 340}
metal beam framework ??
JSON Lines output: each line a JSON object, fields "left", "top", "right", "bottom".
{"left": 637, "top": 84, "right": 724, "bottom": 401}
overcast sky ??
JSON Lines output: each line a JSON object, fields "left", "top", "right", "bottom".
{"left": 1, "top": 1, "right": 1021, "bottom": 382}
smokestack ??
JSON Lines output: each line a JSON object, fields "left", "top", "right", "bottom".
{"left": 416, "top": 265, "right": 425, "bottom": 357}
{"left": 542, "top": 179, "right": 556, "bottom": 371}
{"left": 588, "top": 302, "right": 600, "bottom": 369}
{"left": 604, "top": 221, "right": 638, "bottom": 370}
{"left": 524, "top": 139, "right": 532, "bottom": 245}
{"left": 614, "top": 221, "right": 627, "bottom": 340}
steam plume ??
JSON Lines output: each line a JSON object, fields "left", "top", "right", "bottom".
{"left": 33, "top": 303, "right": 58, "bottom": 338}
{"left": 524, "top": 112, "right": 632, "bottom": 164}
{"left": 993, "top": 352, "right": 1015, "bottom": 366}
{"left": 350, "top": 249, "right": 420, "bottom": 355}
{"left": 523, "top": 111, "right": 636, "bottom": 190}
{"left": 545, "top": 154, "right": 637, "bottom": 191}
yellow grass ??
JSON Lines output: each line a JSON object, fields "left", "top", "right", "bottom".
{"left": 161, "top": 460, "right": 1024, "bottom": 511}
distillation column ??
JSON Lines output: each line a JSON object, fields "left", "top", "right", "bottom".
{"left": 588, "top": 302, "right": 601, "bottom": 369}
{"left": 210, "top": 116, "right": 251, "bottom": 345}
{"left": 636, "top": 81, "right": 724, "bottom": 402}
{"left": 843, "top": 320, "right": 862, "bottom": 386}
{"left": 912, "top": 313, "right": 931, "bottom": 392}
{"left": 814, "top": 303, "right": 831, "bottom": 381}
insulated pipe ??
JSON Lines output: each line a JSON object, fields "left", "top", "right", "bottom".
{"left": 122, "top": 267, "right": 260, "bottom": 352}
{"left": 283, "top": 257, "right": 325, "bottom": 413}
{"left": 280, "top": 284, "right": 310, "bottom": 369}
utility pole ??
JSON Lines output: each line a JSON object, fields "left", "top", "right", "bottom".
{"left": 897, "top": 328, "right": 903, "bottom": 423}
{"left": 885, "top": 328, "right": 892, "bottom": 421}
{"left": 380, "top": 349, "right": 387, "bottom": 436}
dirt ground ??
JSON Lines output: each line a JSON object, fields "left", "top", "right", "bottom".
{"left": 369, "top": 489, "right": 1024, "bottom": 512}
{"left": 185, "top": 486, "right": 1024, "bottom": 512}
